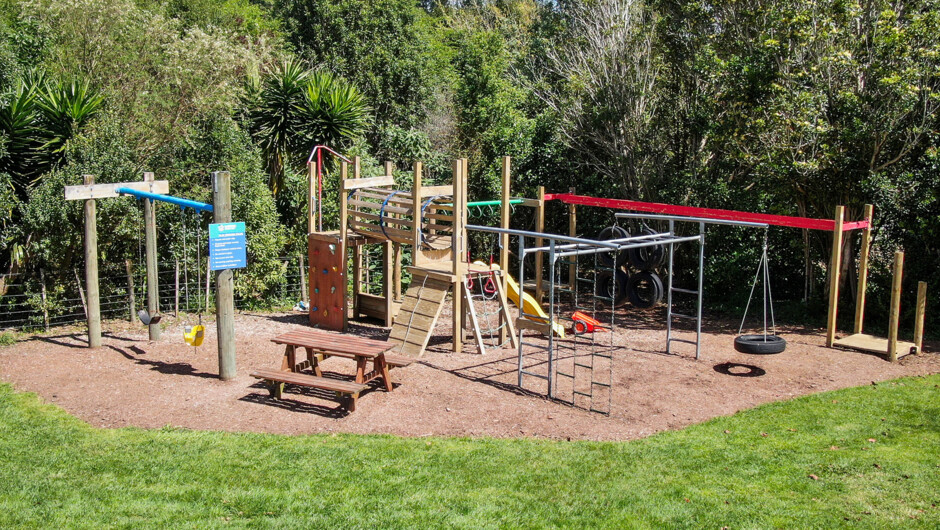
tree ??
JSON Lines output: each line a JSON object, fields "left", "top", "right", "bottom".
{"left": 270, "top": 0, "right": 445, "bottom": 132}
{"left": 529, "top": 0, "right": 664, "bottom": 199}
{"left": 241, "top": 59, "right": 370, "bottom": 195}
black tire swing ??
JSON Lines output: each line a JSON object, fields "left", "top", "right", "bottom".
{"left": 626, "top": 271, "right": 664, "bottom": 309}
{"left": 734, "top": 229, "right": 786, "bottom": 355}
{"left": 595, "top": 269, "right": 629, "bottom": 307}
{"left": 596, "top": 225, "right": 629, "bottom": 267}
{"left": 627, "top": 226, "right": 666, "bottom": 270}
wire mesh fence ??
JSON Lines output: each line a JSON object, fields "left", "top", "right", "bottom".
{"left": 0, "top": 257, "right": 308, "bottom": 333}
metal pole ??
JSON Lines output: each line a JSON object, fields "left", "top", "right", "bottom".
{"left": 547, "top": 239, "right": 555, "bottom": 398}
{"left": 666, "top": 219, "right": 674, "bottom": 354}
{"left": 213, "top": 171, "right": 236, "bottom": 380}
{"left": 696, "top": 223, "right": 705, "bottom": 360}
{"left": 143, "top": 173, "right": 161, "bottom": 341}
{"left": 517, "top": 234, "right": 525, "bottom": 388}
{"left": 307, "top": 161, "right": 315, "bottom": 235}
{"left": 762, "top": 230, "right": 769, "bottom": 337}
{"left": 83, "top": 174, "right": 101, "bottom": 347}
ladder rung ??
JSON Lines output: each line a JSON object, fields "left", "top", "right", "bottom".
{"left": 574, "top": 363, "right": 593, "bottom": 369}
{"left": 671, "top": 287, "right": 698, "bottom": 295}
{"left": 521, "top": 342, "right": 549, "bottom": 349}
{"left": 573, "top": 391, "right": 592, "bottom": 397}
{"left": 668, "top": 338, "right": 698, "bottom": 345}
{"left": 671, "top": 312, "right": 697, "bottom": 320}
{"left": 593, "top": 353, "right": 612, "bottom": 359}
{"left": 520, "top": 370, "right": 549, "bottom": 380}
{"left": 592, "top": 382, "right": 611, "bottom": 388}
{"left": 555, "top": 372, "right": 574, "bottom": 379}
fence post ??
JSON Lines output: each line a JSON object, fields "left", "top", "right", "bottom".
{"left": 299, "top": 255, "right": 308, "bottom": 304}
{"left": 40, "top": 268, "right": 49, "bottom": 332}
{"left": 125, "top": 259, "right": 135, "bottom": 322}
{"left": 74, "top": 268, "right": 87, "bottom": 320}
{"left": 174, "top": 259, "right": 180, "bottom": 317}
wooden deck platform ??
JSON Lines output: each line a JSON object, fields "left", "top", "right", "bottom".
{"left": 832, "top": 333, "right": 917, "bottom": 358}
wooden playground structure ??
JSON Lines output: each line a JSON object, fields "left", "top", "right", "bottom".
{"left": 63, "top": 154, "right": 930, "bottom": 414}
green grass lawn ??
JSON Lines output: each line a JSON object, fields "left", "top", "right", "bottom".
{"left": 0, "top": 377, "right": 938, "bottom": 528}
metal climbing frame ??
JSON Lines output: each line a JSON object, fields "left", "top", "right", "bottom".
{"left": 615, "top": 212, "right": 767, "bottom": 359}
{"left": 467, "top": 224, "right": 704, "bottom": 413}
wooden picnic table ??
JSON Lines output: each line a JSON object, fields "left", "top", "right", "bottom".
{"left": 271, "top": 329, "right": 408, "bottom": 392}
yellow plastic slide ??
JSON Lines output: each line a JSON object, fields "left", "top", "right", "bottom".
{"left": 482, "top": 262, "right": 566, "bottom": 338}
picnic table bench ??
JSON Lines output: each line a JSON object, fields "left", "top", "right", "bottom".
{"left": 250, "top": 329, "right": 416, "bottom": 412}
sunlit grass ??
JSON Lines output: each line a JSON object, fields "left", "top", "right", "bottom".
{"left": 0, "top": 375, "right": 937, "bottom": 527}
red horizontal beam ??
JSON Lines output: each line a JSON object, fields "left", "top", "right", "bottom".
{"left": 544, "top": 193, "right": 869, "bottom": 231}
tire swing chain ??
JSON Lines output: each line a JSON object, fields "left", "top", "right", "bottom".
{"left": 737, "top": 228, "right": 777, "bottom": 339}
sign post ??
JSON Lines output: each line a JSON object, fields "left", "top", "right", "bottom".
{"left": 211, "top": 172, "right": 239, "bottom": 380}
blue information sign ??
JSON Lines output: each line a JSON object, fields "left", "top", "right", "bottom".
{"left": 209, "top": 222, "right": 247, "bottom": 271}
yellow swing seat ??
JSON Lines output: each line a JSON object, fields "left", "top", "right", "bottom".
{"left": 184, "top": 325, "right": 205, "bottom": 347}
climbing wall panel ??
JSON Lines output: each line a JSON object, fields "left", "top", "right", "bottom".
{"left": 308, "top": 234, "right": 346, "bottom": 331}
{"left": 387, "top": 274, "right": 452, "bottom": 357}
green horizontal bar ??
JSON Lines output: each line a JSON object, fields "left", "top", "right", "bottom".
{"left": 442, "top": 199, "right": 525, "bottom": 208}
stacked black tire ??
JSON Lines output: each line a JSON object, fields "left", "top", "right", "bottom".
{"left": 595, "top": 226, "right": 665, "bottom": 309}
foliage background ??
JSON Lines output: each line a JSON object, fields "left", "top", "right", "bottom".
{"left": 0, "top": 0, "right": 936, "bottom": 336}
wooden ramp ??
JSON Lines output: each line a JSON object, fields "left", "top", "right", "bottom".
{"left": 387, "top": 274, "right": 452, "bottom": 357}
{"left": 833, "top": 333, "right": 917, "bottom": 358}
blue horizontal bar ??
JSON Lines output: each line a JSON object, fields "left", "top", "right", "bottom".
{"left": 115, "top": 187, "right": 213, "bottom": 212}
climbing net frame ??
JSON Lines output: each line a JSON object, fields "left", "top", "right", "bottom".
{"left": 467, "top": 224, "right": 705, "bottom": 414}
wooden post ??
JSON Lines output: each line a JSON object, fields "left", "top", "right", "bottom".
{"left": 174, "top": 259, "right": 179, "bottom": 317}
{"left": 452, "top": 158, "right": 465, "bottom": 352}
{"left": 339, "top": 160, "right": 349, "bottom": 331}
{"left": 825, "top": 205, "right": 845, "bottom": 347}
{"left": 351, "top": 157, "right": 361, "bottom": 319}
{"left": 412, "top": 161, "right": 423, "bottom": 267}
{"left": 340, "top": 160, "right": 349, "bottom": 237}
{"left": 83, "top": 174, "right": 102, "bottom": 347}
{"left": 212, "top": 171, "right": 236, "bottom": 380}
{"left": 299, "top": 255, "right": 308, "bottom": 304}
{"left": 853, "top": 204, "right": 874, "bottom": 334}
{"left": 383, "top": 240, "right": 393, "bottom": 327}
{"left": 143, "top": 172, "right": 161, "bottom": 341}
{"left": 913, "top": 281, "right": 926, "bottom": 355}
{"left": 499, "top": 156, "right": 511, "bottom": 344}
{"left": 534, "top": 185, "right": 546, "bottom": 303}
{"left": 887, "top": 250, "right": 904, "bottom": 362}
{"left": 568, "top": 187, "right": 577, "bottom": 291}
{"left": 126, "top": 259, "right": 136, "bottom": 322}
{"left": 307, "top": 161, "right": 316, "bottom": 235}
{"left": 385, "top": 160, "right": 402, "bottom": 301}
{"left": 40, "top": 268, "right": 49, "bottom": 332}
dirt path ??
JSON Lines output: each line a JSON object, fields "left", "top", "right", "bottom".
{"left": 1, "top": 310, "right": 936, "bottom": 441}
